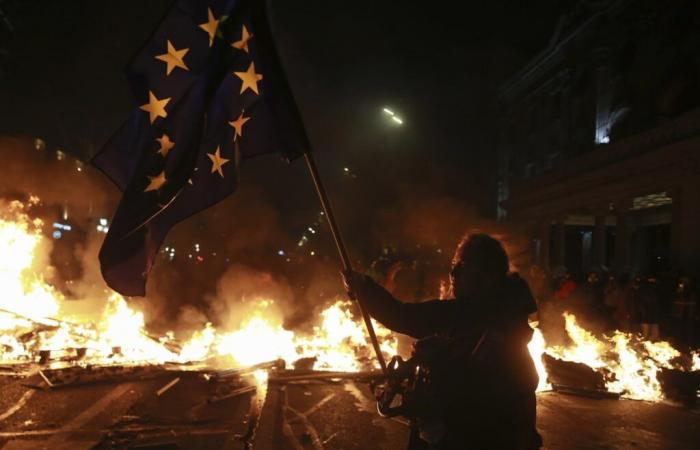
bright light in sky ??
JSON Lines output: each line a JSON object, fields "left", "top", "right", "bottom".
{"left": 382, "top": 107, "right": 404, "bottom": 126}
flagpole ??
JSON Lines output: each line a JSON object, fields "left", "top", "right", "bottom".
{"left": 303, "top": 152, "right": 388, "bottom": 374}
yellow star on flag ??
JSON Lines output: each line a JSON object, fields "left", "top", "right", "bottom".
{"left": 231, "top": 25, "right": 253, "bottom": 53}
{"left": 155, "top": 40, "right": 189, "bottom": 76}
{"left": 207, "top": 146, "right": 230, "bottom": 178}
{"left": 156, "top": 134, "right": 175, "bottom": 157}
{"left": 228, "top": 111, "right": 250, "bottom": 138}
{"left": 145, "top": 170, "right": 167, "bottom": 192}
{"left": 140, "top": 91, "right": 170, "bottom": 124}
{"left": 198, "top": 7, "right": 219, "bottom": 47}
{"left": 234, "top": 62, "right": 263, "bottom": 95}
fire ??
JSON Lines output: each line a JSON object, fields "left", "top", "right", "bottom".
{"left": 216, "top": 299, "right": 397, "bottom": 371}
{"left": 533, "top": 312, "right": 696, "bottom": 401}
{"left": 95, "top": 293, "right": 181, "bottom": 364}
{"left": 296, "top": 301, "right": 396, "bottom": 372}
{"left": 0, "top": 199, "right": 396, "bottom": 371}
{"left": 527, "top": 325, "right": 551, "bottom": 392}
{"left": 178, "top": 323, "right": 217, "bottom": 362}
{"left": 0, "top": 200, "right": 61, "bottom": 323}
{"left": 217, "top": 301, "right": 298, "bottom": 367}
{"left": 550, "top": 312, "right": 607, "bottom": 368}
{"left": 1, "top": 198, "right": 696, "bottom": 403}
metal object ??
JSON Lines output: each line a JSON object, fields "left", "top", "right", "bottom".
{"left": 269, "top": 370, "right": 383, "bottom": 383}
{"left": 39, "top": 350, "right": 51, "bottom": 365}
{"left": 211, "top": 359, "right": 285, "bottom": 380}
{"left": 303, "top": 151, "right": 387, "bottom": 374}
{"left": 208, "top": 385, "right": 256, "bottom": 404}
{"left": 36, "top": 364, "right": 175, "bottom": 388}
{"left": 376, "top": 355, "right": 421, "bottom": 417}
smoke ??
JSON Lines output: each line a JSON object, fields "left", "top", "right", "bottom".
{"left": 0, "top": 137, "right": 117, "bottom": 217}
{"left": 0, "top": 136, "right": 534, "bottom": 338}
{"left": 56, "top": 236, "right": 108, "bottom": 320}
{"left": 206, "top": 263, "right": 294, "bottom": 327}
{"left": 135, "top": 184, "right": 303, "bottom": 330}
{"left": 369, "top": 190, "right": 532, "bottom": 299}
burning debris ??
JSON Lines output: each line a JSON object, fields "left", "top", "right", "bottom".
{"left": 530, "top": 313, "right": 700, "bottom": 402}
{"left": 0, "top": 198, "right": 398, "bottom": 376}
{"left": 0, "top": 195, "right": 698, "bottom": 422}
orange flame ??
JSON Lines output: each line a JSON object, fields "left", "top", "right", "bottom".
{"left": 0, "top": 198, "right": 696, "bottom": 403}
{"left": 537, "top": 312, "right": 694, "bottom": 401}
{"left": 0, "top": 200, "right": 397, "bottom": 371}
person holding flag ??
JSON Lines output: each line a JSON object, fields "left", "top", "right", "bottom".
{"left": 343, "top": 233, "right": 542, "bottom": 449}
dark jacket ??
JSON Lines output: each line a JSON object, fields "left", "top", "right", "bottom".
{"left": 636, "top": 282, "right": 661, "bottom": 323}
{"left": 355, "top": 273, "right": 542, "bottom": 450}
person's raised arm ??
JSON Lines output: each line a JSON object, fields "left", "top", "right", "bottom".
{"left": 342, "top": 270, "right": 449, "bottom": 339}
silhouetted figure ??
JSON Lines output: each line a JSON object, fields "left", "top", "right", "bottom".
{"left": 671, "top": 276, "right": 698, "bottom": 345}
{"left": 637, "top": 275, "right": 661, "bottom": 340}
{"left": 343, "top": 233, "right": 542, "bottom": 450}
{"left": 603, "top": 274, "right": 625, "bottom": 329}
{"left": 613, "top": 274, "right": 636, "bottom": 331}
{"left": 553, "top": 272, "right": 576, "bottom": 302}
{"left": 576, "top": 271, "right": 604, "bottom": 320}
{"left": 528, "top": 265, "right": 550, "bottom": 307}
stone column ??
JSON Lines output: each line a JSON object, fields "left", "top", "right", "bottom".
{"left": 593, "top": 210, "right": 607, "bottom": 268}
{"left": 674, "top": 181, "right": 700, "bottom": 276}
{"left": 614, "top": 200, "right": 632, "bottom": 273}
{"left": 538, "top": 218, "right": 551, "bottom": 269}
{"left": 553, "top": 218, "right": 566, "bottom": 268}
{"left": 670, "top": 187, "right": 683, "bottom": 269}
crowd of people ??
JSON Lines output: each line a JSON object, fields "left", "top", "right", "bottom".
{"left": 364, "top": 246, "right": 700, "bottom": 350}
{"left": 529, "top": 266, "right": 699, "bottom": 348}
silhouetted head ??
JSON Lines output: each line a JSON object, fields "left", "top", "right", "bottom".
{"left": 450, "top": 233, "right": 509, "bottom": 299}
{"left": 587, "top": 271, "right": 599, "bottom": 284}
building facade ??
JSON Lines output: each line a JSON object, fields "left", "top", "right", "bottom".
{"left": 496, "top": 0, "right": 700, "bottom": 278}
{"left": 0, "top": 0, "right": 13, "bottom": 75}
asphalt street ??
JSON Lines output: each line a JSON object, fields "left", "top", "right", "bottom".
{"left": 0, "top": 370, "right": 698, "bottom": 449}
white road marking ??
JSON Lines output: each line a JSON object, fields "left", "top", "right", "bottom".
{"left": 45, "top": 383, "right": 134, "bottom": 450}
{"left": 0, "top": 426, "right": 232, "bottom": 437}
{"left": 0, "top": 390, "right": 35, "bottom": 422}
{"left": 280, "top": 387, "right": 305, "bottom": 450}
{"left": 303, "top": 393, "right": 336, "bottom": 417}
{"left": 344, "top": 381, "right": 375, "bottom": 413}
{"left": 282, "top": 422, "right": 305, "bottom": 450}
{"left": 287, "top": 406, "right": 325, "bottom": 450}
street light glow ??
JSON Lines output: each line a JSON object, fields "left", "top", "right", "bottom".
{"left": 383, "top": 108, "right": 395, "bottom": 116}
{"left": 391, "top": 116, "right": 403, "bottom": 125}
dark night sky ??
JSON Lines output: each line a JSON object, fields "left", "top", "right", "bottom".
{"left": 0, "top": 0, "right": 566, "bottom": 254}
{"left": 0, "top": 0, "right": 573, "bottom": 315}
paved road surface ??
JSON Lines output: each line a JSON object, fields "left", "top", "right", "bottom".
{"left": 0, "top": 371, "right": 698, "bottom": 449}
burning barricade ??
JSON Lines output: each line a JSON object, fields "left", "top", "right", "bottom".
{"left": 529, "top": 313, "right": 700, "bottom": 402}
{"left": 0, "top": 197, "right": 698, "bottom": 408}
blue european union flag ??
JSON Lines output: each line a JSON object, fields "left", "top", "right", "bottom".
{"left": 93, "top": 0, "right": 309, "bottom": 296}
